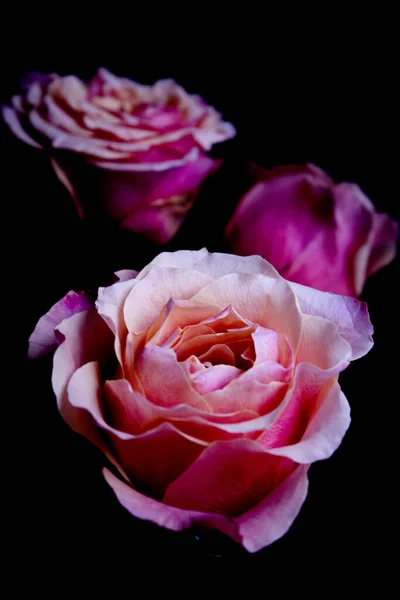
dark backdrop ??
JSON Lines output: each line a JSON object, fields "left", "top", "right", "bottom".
{"left": 3, "top": 31, "right": 399, "bottom": 581}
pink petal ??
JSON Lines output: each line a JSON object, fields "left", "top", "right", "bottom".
{"left": 146, "top": 299, "right": 220, "bottom": 348}
{"left": 105, "top": 376, "right": 259, "bottom": 428}
{"left": 137, "top": 248, "right": 280, "bottom": 281}
{"left": 204, "top": 364, "right": 289, "bottom": 414}
{"left": 104, "top": 465, "right": 308, "bottom": 553}
{"left": 190, "top": 364, "right": 242, "bottom": 394}
{"left": 258, "top": 363, "right": 349, "bottom": 458}
{"left": 296, "top": 314, "right": 352, "bottom": 369}
{"left": 289, "top": 282, "right": 373, "bottom": 359}
{"left": 52, "top": 310, "right": 113, "bottom": 416}
{"left": 236, "top": 465, "right": 309, "bottom": 553}
{"left": 28, "top": 291, "right": 93, "bottom": 359}
{"left": 163, "top": 439, "right": 296, "bottom": 517}
{"left": 264, "top": 381, "right": 351, "bottom": 463}
{"left": 67, "top": 362, "right": 207, "bottom": 497}
{"left": 365, "top": 211, "right": 399, "bottom": 278}
{"left": 135, "top": 347, "right": 211, "bottom": 411}
{"left": 95, "top": 278, "right": 137, "bottom": 364}
{"left": 104, "top": 379, "right": 154, "bottom": 434}
{"left": 123, "top": 267, "right": 213, "bottom": 334}
{"left": 114, "top": 270, "right": 138, "bottom": 282}
{"left": 252, "top": 327, "right": 279, "bottom": 363}
{"left": 226, "top": 164, "right": 397, "bottom": 297}
{"left": 103, "top": 468, "right": 240, "bottom": 543}
{"left": 65, "top": 361, "right": 128, "bottom": 480}
{"left": 49, "top": 158, "right": 85, "bottom": 219}
{"left": 2, "top": 105, "right": 42, "bottom": 148}
{"left": 192, "top": 272, "right": 302, "bottom": 352}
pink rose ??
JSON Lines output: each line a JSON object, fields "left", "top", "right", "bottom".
{"left": 29, "top": 249, "right": 373, "bottom": 552}
{"left": 225, "top": 164, "right": 398, "bottom": 296}
{"left": 3, "top": 69, "right": 235, "bottom": 243}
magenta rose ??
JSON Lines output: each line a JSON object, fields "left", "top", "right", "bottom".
{"left": 29, "top": 249, "right": 373, "bottom": 552}
{"left": 3, "top": 69, "right": 235, "bottom": 243}
{"left": 225, "top": 164, "right": 398, "bottom": 296}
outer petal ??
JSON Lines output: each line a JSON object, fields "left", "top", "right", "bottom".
{"left": 163, "top": 439, "right": 296, "bottom": 517}
{"left": 296, "top": 314, "right": 352, "bottom": 368}
{"left": 114, "top": 269, "right": 139, "bottom": 282}
{"left": 103, "top": 465, "right": 308, "bottom": 554}
{"left": 28, "top": 291, "right": 93, "bottom": 359}
{"left": 136, "top": 248, "right": 281, "bottom": 281}
{"left": 365, "top": 211, "right": 399, "bottom": 277}
{"left": 264, "top": 381, "right": 351, "bottom": 463}
{"left": 257, "top": 365, "right": 349, "bottom": 460}
{"left": 67, "top": 362, "right": 207, "bottom": 497}
{"left": 52, "top": 310, "right": 114, "bottom": 416}
{"left": 103, "top": 468, "right": 240, "bottom": 542}
{"left": 289, "top": 282, "right": 373, "bottom": 359}
{"left": 2, "top": 105, "right": 42, "bottom": 148}
{"left": 235, "top": 465, "right": 309, "bottom": 553}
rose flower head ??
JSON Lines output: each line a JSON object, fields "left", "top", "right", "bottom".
{"left": 3, "top": 69, "right": 235, "bottom": 243}
{"left": 29, "top": 250, "right": 373, "bottom": 552}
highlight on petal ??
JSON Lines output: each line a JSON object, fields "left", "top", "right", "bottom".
{"left": 28, "top": 291, "right": 93, "bottom": 359}
{"left": 192, "top": 272, "right": 302, "bottom": 351}
{"left": 52, "top": 310, "right": 113, "bottom": 412}
{"left": 264, "top": 381, "right": 351, "bottom": 464}
{"left": 258, "top": 366, "right": 350, "bottom": 461}
{"left": 290, "top": 282, "right": 374, "bottom": 359}
{"left": 136, "top": 248, "right": 281, "bottom": 282}
{"left": 123, "top": 267, "right": 213, "bottom": 333}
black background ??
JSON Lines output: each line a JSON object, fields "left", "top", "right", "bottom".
{"left": 3, "top": 23, "right": 399, "bottom": 583}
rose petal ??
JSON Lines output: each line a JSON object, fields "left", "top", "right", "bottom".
{"left": 52, "top": 311, "right": 114, "bottom": 417}
{"left": 103, "top": 468, "right": 240, "bottom": 543}
{"left": 28, "top": 291, "right": 93, "bottom": 359}
{"left": 135, "top": 347, "right": 211, "bottom": 411}
{"left": 264, "top": 380, "right": 350, "bottom": 463}
{"left": 114, "top": 269, "right": 138, "bottom": 282}
{"left": 163, "top": 439, "right": 296, "bottom": 517}
{"left": 96, "top": 278, "right": 137, "bottom": 364}
{"left": 192, "top": 272, "right": 302, "bottom": 352}
{"left": 190, "top": 364, "right": 242, "bottom": 394}
{"left": 123, "top": 267, "right": 213, "bottom": 334}
{"left": 67, "top": 362, "right": 207, "bottom": 497}
{"left": 365, "top": 211, "right": 399, "bottom": 278}
{"left": 137, "top": 249, "right": 281, "bottom": 282}
{"left": 236, "top": 465, "right": 309, "bottom": 553}
{"left": 2, "top": 105, "right": 42, "bottom": 148}
{"left": 258, "top": 365, "right": 350, "bottom": 460}
{"left": 289, "top": 282, "right": 373, "bottom": 359}
{"left": 296, "top": 314, "right": 352, "bottom": 369}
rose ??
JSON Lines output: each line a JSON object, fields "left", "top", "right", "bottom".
{"left": 2, "top": 69, "right": 235, "bottom": 243}
{"left": 29, "top": 249, "right": 373, "bottom": 552}
{"left": 225, "top": 164, "right": 398, "bottom": 296}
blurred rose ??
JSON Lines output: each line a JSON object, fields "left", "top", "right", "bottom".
{"left": 29, "top": 249, "right": 373, "bottom": 552}
{"left": 3, "top": 69, "right": 235, "bottom": 242}
{"left": 225, "top": 164, "right": 398, "bottom": 296}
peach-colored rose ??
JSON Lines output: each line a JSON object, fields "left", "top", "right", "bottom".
{"left": 225, "top": 164, "right": 398, "bottom": 296}
{"left": 3, "top": 69, "right": 235, "bottom": 243}
{"left": 29, "top": 249, "right": 373, "bottom": 552}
